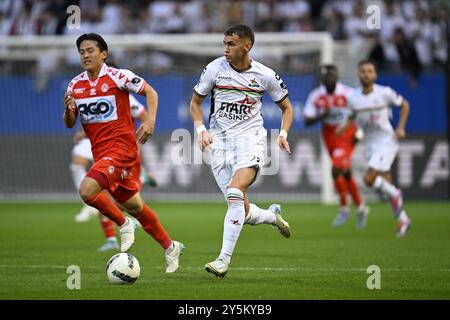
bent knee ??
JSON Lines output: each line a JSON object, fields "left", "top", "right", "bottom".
{"left": 363, "top": 174, "right": 376, "bottom": 187}
{"left": 342, "top": 169, "right": 352, "bottom": 180}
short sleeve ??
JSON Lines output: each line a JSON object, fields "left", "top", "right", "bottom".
{"left": 385, "top": 87, "right": 404, "bottom": 106}
{"left": 266, "top": 69, "right": 288, "bottom": 103}
{"left": 303, "top": 91, "right": 318, "bottom": 119}
{"left": 116, "top": 69, "right": 147, "bottom": 94}
{"left": 194, "top": 63, "right": 216, "bottom": 96}
{"left": 129, "top": 95, "right": 145, "bottom": 119}
{"left": 66, "top": 80, "right": 75, "bottom": 94}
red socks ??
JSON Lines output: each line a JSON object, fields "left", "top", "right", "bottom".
{"left": 136, "top": 205, "right": 172, "bottom": 250}
{"left": 84, "top": 193, "right": 126, "bottom": 226}
{"left": 346, "top": 177, "right": 362, "bottom": 207}
{"left": 334, "top": 175, "right": 348, "bottom": 206}
{"left": 99, "top": 215, "right": 116, "bottom": 238}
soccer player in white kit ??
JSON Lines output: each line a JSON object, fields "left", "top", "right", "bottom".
{"left": 190, "top": 25, "right": 294, "bottom": 277}
{"left": 337, "top": 60, "right": 412, "bottom": 237}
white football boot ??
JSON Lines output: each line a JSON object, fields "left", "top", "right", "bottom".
{"left": 205, "top": 258, "right": 229, "bottom": 278}
{"left": 269, "top": 204, "right": 291, "bottom": 238}
{"left": 74, "top": 205, "right": 99, "bottom": 223}
{"left": 119, "top": 217, "right": 136, "bottom": 252}
{"left": 165, "top": 241, "right": 185, "bottom": 273}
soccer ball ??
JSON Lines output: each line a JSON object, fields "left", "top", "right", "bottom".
{"left": 106, "top": 253, "right": 140, "bottom": 284}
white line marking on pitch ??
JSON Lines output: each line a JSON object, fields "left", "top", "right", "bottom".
{"left": 0, "top": 265, "right": 449, "bottom": 272}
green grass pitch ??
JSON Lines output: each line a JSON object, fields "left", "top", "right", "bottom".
{"left": 0, "top": 201, "right": 449, "bottom": 299}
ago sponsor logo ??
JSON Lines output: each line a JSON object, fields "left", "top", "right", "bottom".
{"left": 75, "top": 95, "right": 118, "bottom": 124}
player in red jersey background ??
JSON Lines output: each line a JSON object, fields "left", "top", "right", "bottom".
{"left": 303, "top": 65, "right": 369, "bottom": 228}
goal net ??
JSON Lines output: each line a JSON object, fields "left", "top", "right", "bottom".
{"left": 0, "top": 32, "right": 349, "bottom": 203}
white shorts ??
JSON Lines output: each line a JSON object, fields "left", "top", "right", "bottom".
{"left": 367, "top": 143, "right": 398, "bottom": 172}
{"left": 71, "top": 138, "right": 93, "bottom": 161}
{"left": 210, "top": 129, "right": 266, "bottom": 196}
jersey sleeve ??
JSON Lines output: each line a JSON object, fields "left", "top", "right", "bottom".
{"left": 129, "top": 95, "right": 145, "bottom": 119}
{"left": 385, "top": 86, "right": 404, "bottom": 107}
{"left": 117, "top": 69, "right": 147, "bottom": 95}
{"left": 194, "top": 62, "right": 216, "bottom": 96}
{"left": 66, "top": 79, "right": 75, "bottom": 94}
{"left": 266, "top": 69, "right": 288, "bottom": 103}
{"left": 303, "top": 90, "right": 318, "bottom": 119}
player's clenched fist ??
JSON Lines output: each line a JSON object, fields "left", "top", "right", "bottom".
{"left": 196, "top": 125, "right": 213, "bottom": 152}
{"left": 136, "top": 122, "right": 154, "bottom": 144}
{"left": 277, "top": 131, "right": 291, "bottom": 155}
{"left": 64, "top": 92, "right": 76, "bottom": 112}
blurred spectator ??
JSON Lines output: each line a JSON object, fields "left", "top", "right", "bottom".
{"left": 0, "top": 0, "right": 448, "bottom": 75}
{"left": 432, "top": 3, "right": 449, "bottom": 65}
{"left": 95, "top": 0, "right": 121, "bottom": 34}
{"left": 401, "top": 0, "right": 429, "bottom": 21}
{"left": 407, "top": 7, "right": 434, "bottom": 66}
{"left": 344, "top": 0, "right": 377, "bottom": 60}
{"left": 393, "top": 27, "right": 422, "bottom": 88}
{"left": 379, "top": 0, "right": 405, "bottom": 63}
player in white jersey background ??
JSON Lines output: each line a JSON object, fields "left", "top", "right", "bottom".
{"left": 337, "top": 60, "right": 412, "bottom": 237}
{"left": 190, "top": 25, "right": 294, "bottom": 277}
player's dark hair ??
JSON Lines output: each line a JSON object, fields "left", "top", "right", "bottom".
{"left": 224, "top": 25, "right": 255, "bottom": 46}
{"left": 76, "top": 33, "right": 108, "bottom": 53}
{"left": 358, "top": 60, "right": 376, "bottom": 69}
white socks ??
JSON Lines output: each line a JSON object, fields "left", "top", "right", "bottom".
{"left": 245, "top": 203, "right": 276, "bottom": 225}
{"left": 219, "top": 188, "right": 245, "bottom": 264}
{"left": 70, "top": 163, "right": 86, "bottom": 191}
{"left": 373, "top": 176, "right": 399, "bottom": 198}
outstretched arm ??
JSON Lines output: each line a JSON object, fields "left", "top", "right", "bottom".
{"left": 277, "top": 96, "right": 294, "bottom": 155}
{"left": 136, "top": 83, "right": 158, "bottom": 144}
{"left": 190, "top": 92, "right": 212, "bottom": 151}
{"left": 395, "top": 99, "right": 410, "bottom": 139}
{"left": 63, "top": 92, "right": 78, "bottom": 128}
{"left": 304, "top": 108, "right": 330, "bottom": 126}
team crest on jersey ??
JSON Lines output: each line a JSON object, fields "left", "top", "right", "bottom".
{"left": 101, "top": 83, "right": 109, "bottom": 93}
{"left": 108, "top": 166, "right": 115, "bottom": 175}
{"left": 248, "top": 78, "right": 260, "bottom": 88}
{"left": 74, "top": 88, "right": 84, "bottom": 94}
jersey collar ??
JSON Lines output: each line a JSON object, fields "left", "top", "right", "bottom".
{"left": 83, "top": 63, "right": 108, "bottom": 87}
{"left": 229, "top": 59, "right": 253, "bottom": 73}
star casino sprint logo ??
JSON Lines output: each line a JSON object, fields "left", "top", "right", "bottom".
{"left": 217, "top": 95, "right": 257, "bottom": 121}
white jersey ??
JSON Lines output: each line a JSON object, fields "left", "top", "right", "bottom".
{"left": 194, "top": 56, "right": 288, "bottom": 147}
{"left": 129, "top": 94, "right": 145, "bottom": 119}
{"left": 303, "top": 82, "right": 354, "bottom": 126}
{"left": 348, "top": 84, "right": 404, "bottom": 152}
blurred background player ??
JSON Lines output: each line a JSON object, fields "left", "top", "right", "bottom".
{"left": 337, "top": 60, "right": 412, "bottom": 237}
{"left": 64, "top": 33, "right": 184, "bottom": 272}
{"left": 303, "top": 65, "right": 369, "bottom": 228}
{"left": 190, "top": 25, "right": 293, "bottom": 277}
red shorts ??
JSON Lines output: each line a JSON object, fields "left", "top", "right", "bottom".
{"left": 322, "top": 124, "right": 357, "bottom": 170}
{"left": 86, "top": 157, "right": 142, "bottom": 204}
